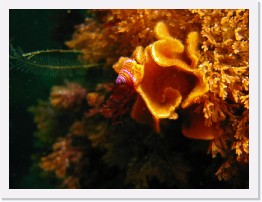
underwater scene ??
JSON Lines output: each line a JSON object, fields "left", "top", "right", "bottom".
{"left": 9, "top": 9, "right": 249, "bottom": 189}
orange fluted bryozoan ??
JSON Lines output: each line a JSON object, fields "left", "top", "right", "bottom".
{"left": 113, "top": 22, "right": 214, "bottom": 138}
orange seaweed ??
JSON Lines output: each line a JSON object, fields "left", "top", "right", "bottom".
{"left": 114, "top": 22, "right": 209, "bottom": 133}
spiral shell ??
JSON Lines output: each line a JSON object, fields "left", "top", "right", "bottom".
{"left": 116, "top": 59, "right": 136, "bottom": 86}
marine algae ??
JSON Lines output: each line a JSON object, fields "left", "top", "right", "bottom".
{"left": 31, "top": 9, "right": 249, "bottom": 188}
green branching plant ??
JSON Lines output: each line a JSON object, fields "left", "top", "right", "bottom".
{"left": 9, "top": 45, "right": 103, "bottom": 76}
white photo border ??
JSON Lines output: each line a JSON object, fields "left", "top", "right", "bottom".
{"left": 0, "top": 0, "right": 259, "bottom": 199}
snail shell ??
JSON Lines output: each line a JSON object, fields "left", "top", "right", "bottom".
{"left": 116, "top": 59, "right": 136, "bottom": 86}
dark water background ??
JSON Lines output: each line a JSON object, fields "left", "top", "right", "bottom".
{"left": 9, "top": 9, "right": 86, "bottom": 188}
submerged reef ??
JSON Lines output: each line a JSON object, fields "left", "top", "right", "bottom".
{"left": 31, "top": 9, "right": 249, "bottom": 188}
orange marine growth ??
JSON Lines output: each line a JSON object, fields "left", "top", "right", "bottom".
{"left": 113, "top": 22, "right": 210, "bottom": 135}
{"left": 40, "top": 138, "right": 83, "bottom": 178}
{"left": 182, "top": 112, "right": 223, "bottom": 140}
